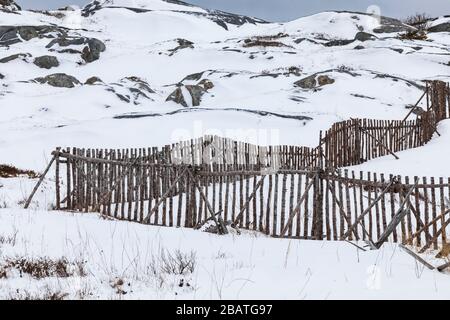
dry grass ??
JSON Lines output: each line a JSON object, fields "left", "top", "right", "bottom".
{"left": 0, "top": 256, "right": 86, "bottom": 279}
{"left": 9, "top": 287, "right": 69, "bottom": 300}
{"left": 243, "top": 39, "right": 287, "bottom": 48}
{"left": 398, "top": 30, "right": 428, "bottom": 41}
{"left": 0, "top": 230, "right": 18, "bottom": 246}
{"left": 0, "top": 164, "right": 39, "bottom": 178}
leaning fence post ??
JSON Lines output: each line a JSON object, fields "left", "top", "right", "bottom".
{"left": 24, "top": 150, "right": 58, "bottom": 209}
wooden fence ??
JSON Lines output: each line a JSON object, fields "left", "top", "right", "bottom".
{"left": 137, "top": 80, "right": 449, "bottom": 170}
{"left": 52, "top": 148, "right": 450, "bottom": 251}
{"left": 322, "top": 80, "right": 449, "bottom": 168}
{"left": 25, "top": 80, "right": 450, "bottom": 250}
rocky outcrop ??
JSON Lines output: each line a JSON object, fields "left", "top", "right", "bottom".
{"left": 0, "top": 0, "right": 21, "bottom": 11}
{"left": 33, "top": 73, "right": 81, "bottom": 88}
{"left": 81, "top": 38, "right": 107, "bottom": 63}
{"left": 294, "top": 75, "right": 316, "bottom": 89}
{"left": 354, "top": 32, "right": 377, "bottom": 42}
{"left": 295, "top": 74, "right": 335, "bottom": 89}
{"left": 85, "top": 76, "right": 103, "bottom": 85}
{"left": 0, "top": 26, "right": 67, "bottom": 46}
{"left": 0, "top": 53, "right": 30, "bottom": 63}
{"left": 324, "top": 39, "right": 354, "bottom": 47}
{"left": 101, "top": 76, "right": 155, "bottom": 105}
{"left": 428, "top": 23, "right": 450, "bottom": 33}
{"left": 317, "top": 75, "right": 335, "bottom": 86}
{"left": 33, "top": 55, "right": 59, "bottom": 69}
{"left": 324, "top": 31, "right": 377, "bottom": 48}
{"left": 166, "top": 79, "right": 214, "bottom": 107}
{"left": 46, "top": 36, "right": 106, "bottom": 63}
{"left": 168, "top": 39, "right": 194, "bottom": 56}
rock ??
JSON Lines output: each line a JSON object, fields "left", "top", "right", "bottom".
{"left": 354, "top": 45, "right": 365, "bottom": 50}
{"left": 166, "top": 87, "right": 188, "bottom": 107}
{"left": 391, "top": 48, "right": 404, "bottom": 54}
{"left": 354, "top": 31, "right": 377, "bottom": 42}
{"left": 46, "top": 37, "right": 86, "bottom": 48}
{"left": 33, "top": 55, "right": 59, "bottom": 69}
{"left": 0, "top": 25, "right": 66, "bottom": 46}
{"left": 428, "top": 23, "right": 450, "bottom": 33}
{"left": 57, "top": 48, "right": 82, "bottom": 54}
{"left": 47, "top": 36, "right": 106, "bottom": 63}
{"left": 181, "top": 72, "right": 205, "bottom": 82}
{"left": 0, "top": 53, "right": 30, "bottom": 63}
{"left": 85, "top": 76, "right": 103, "bottom": 85}
{"left": 81, "top": 38, "right": 106, "bottom": 63}
{"left": 294, "top": 75, "right": 317, "bottom": 89}
{"left": 324, "top": 39, "right": 354, "bottom": 47}
{"left": 34, "top": 73, "right": 81, "bottom": 88}
{"left": 0, "top": 0, "right": 21, "bottom": 11}
{"left": 186, "top": 85, "right": 206, "bottom": 106}
{"left": 166, "top": 78, "right": 213, "bottom": 107}
{"left": 168, "top": 38, "right": 194, "bottom": 56}
{"left": 198, "top": 79, "right": 214, "bottom": 90}
{"left": 317, "top": 75, "right": 335, "bottom": 86}
{"left": 0, "top": 73, "right": 4, "bottom": 79}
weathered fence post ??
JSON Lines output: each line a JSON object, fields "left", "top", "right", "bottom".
{"left": 55, "top": 147, "right": 61, "bottom": 210}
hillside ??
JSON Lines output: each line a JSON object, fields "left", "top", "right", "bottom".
{"left": 0, "top": 0, "right": 448, "bottom": 172}
{"left": 1, "top": 0, "right": 450, "bottom": 301}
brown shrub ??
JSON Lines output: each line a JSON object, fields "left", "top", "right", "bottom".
{"left": 2, "top": 256, "right": 86, "bottom": 279}
{"left": 398, "top": 30, "right": 428, "bottom": 41}
{"left": 0, "top": 164, "right": 39, "bottom": 178}
{"left": 243, "top": 39, "right": 286, "bottom": 48}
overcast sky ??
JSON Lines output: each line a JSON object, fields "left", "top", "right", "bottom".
{"left": 18, "top": 0, "right": 450, "bottom": 21}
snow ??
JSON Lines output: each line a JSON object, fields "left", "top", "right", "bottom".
{"left": 0, "top": 208, "right": 448, "bottom": 299}
{"left": 0, "top": 0, "right": 450, "bottom": 299}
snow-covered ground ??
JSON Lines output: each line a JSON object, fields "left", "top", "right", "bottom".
{"left": 0, "top": 208, "right": 449, "bottom": 300}
{"left": 1, "top": 0, "right": 450, "bottom": 299}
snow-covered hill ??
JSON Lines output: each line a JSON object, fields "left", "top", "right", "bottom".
{"left": 1, "top": 0, "right": 450, "bottom": 300}
{"left": 0, "top": 0, "right": 449, "bottom": 172}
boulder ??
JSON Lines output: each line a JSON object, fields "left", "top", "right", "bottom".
{"left": 294, "top": 75, "right": 317, "bottom": 89}
{"left": 428, "top": 23, "right": 450, "bottom": 33}
{"left": 354, "top": 32, "right": 377, "bottom": 42}
{"left": 168, "top": 38, "right": 194, "bottom": 56}
{"left": 33, "top": 55, "right": 59, "bottom": 69}
{"left": 0, "top": 0, "right": 21, "bottom": 11}
{"left": 166, "top": 79, "right": 214, "bottom": 107}
{"left": 47, "top": 36, "right": 106, "bottom": 63}
{"left": 34, "top": 73, "right": 81, "bottom": 88}
{"left": 0, "top": 73, "right": 4, "bottom": 79}
{"left": 81, "top": 38, "right": 106, "bottom": 63}
{"left": 317, "top": 75, "right": 335, "bottom": 86}
{"left": 185, "top": 85, "right": 205, "bottom": 106}
{"left": 0, "top": 53, "right": 30, "bottom": 63}
{"left": 85, "top": 76, "right": 103, "bottom": 85}
{"left": 166, "top": 87, "right": 188, "bottom": 107}
{"left": 198, "top": 79, "right": 214, "bottom": 90}
{"left": 324, "top": 39, "right": 354, "bottom": 47}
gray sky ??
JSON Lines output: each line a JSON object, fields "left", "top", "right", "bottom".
{"left": 18, "top": 0, "right": 450, "bottom": 21}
